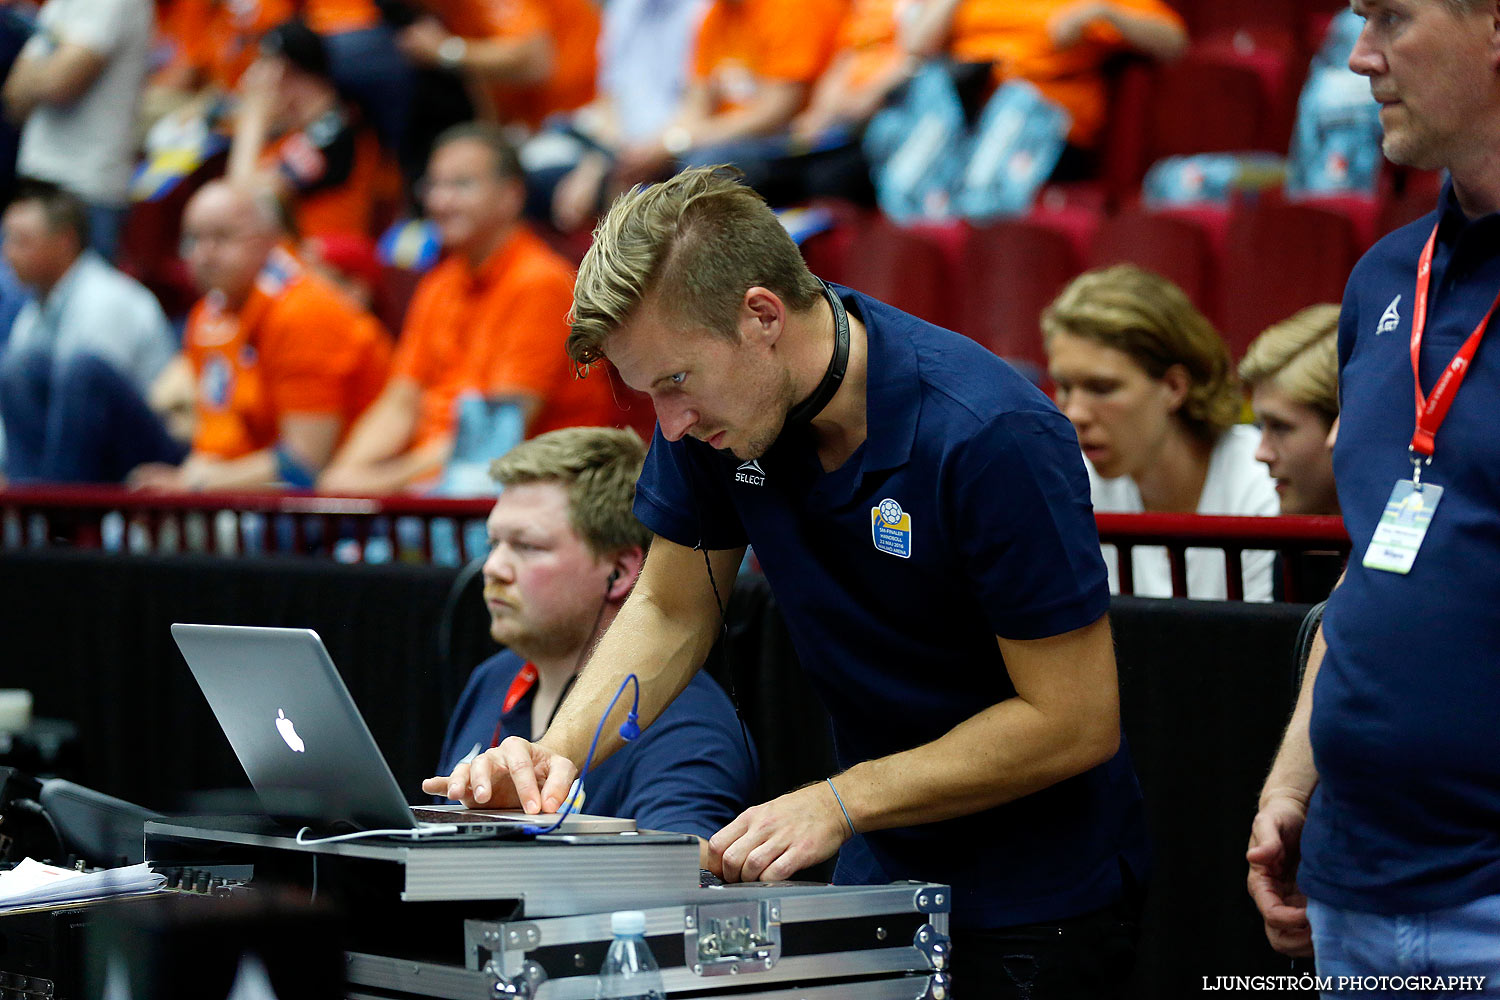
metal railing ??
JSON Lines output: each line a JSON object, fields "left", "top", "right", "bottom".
{"left": 1, "top": 488, "right": 1350, "bottom": 598}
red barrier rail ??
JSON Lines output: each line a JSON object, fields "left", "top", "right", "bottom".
{"left": 0, "top": 486, "right": 494, "bottom": 564}
{"left": 1095, "top": 512, "right": 1350, "bottom": 602}
{"left": 1, "top": 488, "right": 1351, "bottom": 598}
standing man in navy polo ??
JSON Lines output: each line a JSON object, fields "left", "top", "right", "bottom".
{"left": 432, "top": 166, "right": 1148, "bottom": 998}
{"left": 1248, "top": 0, "right": 1500, "bottom": 988}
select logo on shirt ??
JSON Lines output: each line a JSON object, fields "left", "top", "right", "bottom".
{"left": 734, "top": 459, "right": 767, "bottom": 486}
{"left": 871, "top": 498, "right": 912, "bottom": 559}
{"left": 1377, "top": 294, "right": 1402, "bottom": 335}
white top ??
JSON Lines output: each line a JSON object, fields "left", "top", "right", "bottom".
{"left": 4, "top": 251, "right": 174, "bottom": 394}
{"left": 599, "top": 0, "right": 707, "bottom": 142}
{"left": 1088, "top": 424, "right": 1279, "bottom": 601}
{"left": 16, "top": 0, "right": 154, "bottom": 205}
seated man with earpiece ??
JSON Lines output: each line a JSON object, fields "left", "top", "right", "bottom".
{"left": 430, "top": 427, "right": 758, "bottom": 860}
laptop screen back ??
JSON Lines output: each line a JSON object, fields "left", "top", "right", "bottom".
{"left": 172, "top": 624, "right": 419, "bottom": 832}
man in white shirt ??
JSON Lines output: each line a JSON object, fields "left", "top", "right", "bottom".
{"left": 0, "top": 180, "right": 182, "bottom": 482}
{"left": 2, "top": 0, "right": 153, "bottom": 260}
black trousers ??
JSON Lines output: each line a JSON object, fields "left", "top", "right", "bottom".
{"left": 949, "top": 898, "right": 1140, "bottom": 999}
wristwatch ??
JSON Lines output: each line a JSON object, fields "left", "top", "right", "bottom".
{"left": 437, "top": 35, "right": 468, "bottom": 71}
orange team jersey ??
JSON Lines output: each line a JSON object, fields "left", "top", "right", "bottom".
{"left": 836, "top": 0, "right": 914, "bottom": 92}
{"left": 153, "top": 0, "right": 205, "bottom": 86}
{"left": 946, "top": 0, "right": 1184, "bottom": 147}
{"left": 392, "top": 226, "right": 626, "bottom": 449}
{"left": 302, "top": 0, "right": 381, "bottom": 34}
{"left": 212, "top": 1, "right": 296, "bottom": 92}
{"left": 185, "top": 247, "right": 392, "bottom": 460}
{"left": 693, "top": 0, "right": 847, "bottom": 116}
{"left": 424, "top": 0, "right": 599, "bottom": 127}
{"left": 190, "top": 0, "right": 295, "bottom": 91}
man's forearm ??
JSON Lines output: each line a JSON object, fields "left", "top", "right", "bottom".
{"left": 539, "top": 546, "right": 737, "bottom": 767}
{"left": 322, "top": 384, "right": 419, "bottom": 473}
{"left": 3, "top": 57, "right": 45, "bottom": 120}
{"left": 463, "top": 35, "right": 552, "bottom": 85}
{"left": 1103, "top": 6, "right": 1188, "bottom": 61}
{"left": 836, "top": 689, "right": 1119, "bottom": 834}
{"left": 183, "top": 450, "right": 279, "bottom": 491}
{"left": 1259, "top": 625, "right": 1324, "bottom": 809}
{"left": 688, "top": 86, "right": 803, "bottom": 148}
{"left": 901, "top": 0, "right": 963, "bottom": 57}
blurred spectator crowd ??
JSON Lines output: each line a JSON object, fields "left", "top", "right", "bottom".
{"left": 0, "top": 0, "right": 1411, "bottom": 597}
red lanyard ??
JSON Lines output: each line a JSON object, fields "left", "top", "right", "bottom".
{"left": 489, "top": 662, "right": 538, "bottom": 749}
{"left": 1408, "top": 222, "right": 1499, "bottom": 478}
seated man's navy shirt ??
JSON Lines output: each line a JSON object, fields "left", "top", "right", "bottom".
{"left": 634, "top": 286, "right": 1147, "bottom": 930}
{"left": 439, "top": 650, "right": 758, "bottom": 840}
{"left": 1304, "top": 182, "right": 1500, "bottom": 914}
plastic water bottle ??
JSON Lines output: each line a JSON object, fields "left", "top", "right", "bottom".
{"left": 595, "top": 911, "right": 665, "bottom": 1000}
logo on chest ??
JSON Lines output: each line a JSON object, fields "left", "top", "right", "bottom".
{"left": 1377, "top": 294, "right": 1402, "bottom": 335}
{"left": 871, "top": 498, "right": 913, "bottom": 559}
{"left": 734, "top": 459, "right": 767, "bottom": 487}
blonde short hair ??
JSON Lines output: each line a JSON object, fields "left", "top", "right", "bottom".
{"left": 566, "top": 166, "right": 824, "bottom": 367}
{"left": 1041, "top": 265, "right": 1241, "bottom": 441}
{"left": 1238, "top": 304, "right": 1340, "bottom": 424}
{"left": 489, "top": 427, "right": 651, "bottom": 558}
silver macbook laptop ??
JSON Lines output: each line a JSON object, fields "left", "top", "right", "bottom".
{"left": 171, "top": 623, "right": 633, "bottom": 837}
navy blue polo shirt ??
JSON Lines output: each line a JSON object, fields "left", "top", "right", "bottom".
{"left": 1303, "top": 182, "right": 1500, "bottom": 914}
{"left": 634, "top": 286, "right": 1148, "bottom": 930}
{"left": 438, "top": 650, "right": 759, "bottom": 840}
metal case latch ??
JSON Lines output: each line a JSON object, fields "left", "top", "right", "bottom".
{"left": 914, "top": 923, "right": 951, "bottom": 972}
{"left": 685, "top": 898, "right": 783, "bottom": 976}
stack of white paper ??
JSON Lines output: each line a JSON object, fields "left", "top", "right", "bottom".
{"left": 0, "top": 858, "right": 166, "bottom": 910}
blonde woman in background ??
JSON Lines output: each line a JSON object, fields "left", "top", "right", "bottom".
{"left": 1043, "top": 264, "right": 1277, "bottom": 600}
{"left": 1239, "top": 304, "right": 1342, "bottom": 601}
{"left": 1239, "top": 305, "right": 1341, "bottom": 517}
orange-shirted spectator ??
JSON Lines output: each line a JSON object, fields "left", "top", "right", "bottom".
{"left": 791, "top": 0, "right": 918, "bottom": 143}
{"left": 199, "top": 0, "right": 296, "bottom": 93}
{"left": 612, "top": 0, "right": 846, "bottom": 190}
{"left": 319, "top": 125, "right": 626, "bottom": 495}
{"left": 151, "top": 0, "right": 208, "bottom": 93}
{"left": 396, "top": 0, "right": 599, "bottom": 129}
{"left": 904, "top": 0, "right": 1186, "bottom": 150}
{"left": 129, "top": 180, "right": 391, "bottom": 492}
{"left": 228, "top": 20, "right": 388, "bottom": 239}
{"left": 142, "top": 0, "right": 292, "bottom": 144}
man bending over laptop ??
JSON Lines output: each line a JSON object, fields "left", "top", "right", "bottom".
{"left": 432, "top": 427, "right": 757, "bottom": 854}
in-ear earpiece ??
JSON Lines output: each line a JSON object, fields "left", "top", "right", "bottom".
{"left": 607, "top": 569, "right": 621, "bottom": 587}
{"left": 619, "top": 712, "right": 640, "bottom": 741}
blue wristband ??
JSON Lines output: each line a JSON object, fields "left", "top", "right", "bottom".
{"left": 826, "top": 777, "right": 856, "bottom": 837}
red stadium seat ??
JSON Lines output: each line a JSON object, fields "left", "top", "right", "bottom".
{"left": 1171, "top": 0, "right": 1304, "bottom": 51}
{"left": 1096, "top": 57, "right": 1157, "bottom": 205}
{"left": 957, "top": 203, "right": 1102, "bottom": 373}
{"left": 840, "top": 216, "right": 963, "bottom": 331}
{"left": 798, "top": 199, "right": 868, "bottom": 287}
{"left": 1088, "top": 207, "right": 1224, "bottom": 326}
{"left": 1145, "top": 45, "right": 1294, "bottom": 163}
{"left": 1220, "top": 198, "right": 1362, "bottom": 357}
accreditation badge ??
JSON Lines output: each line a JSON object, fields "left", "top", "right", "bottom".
{"left": 1362, "top": 479, "right": 1443, "bottom": 575}
{"left": 871, "top": 498, "right": 912, "bottom": 559}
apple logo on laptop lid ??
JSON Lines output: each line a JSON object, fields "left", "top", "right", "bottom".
{"left": 276, "top": 709, "right": 306, "bottom": 753}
